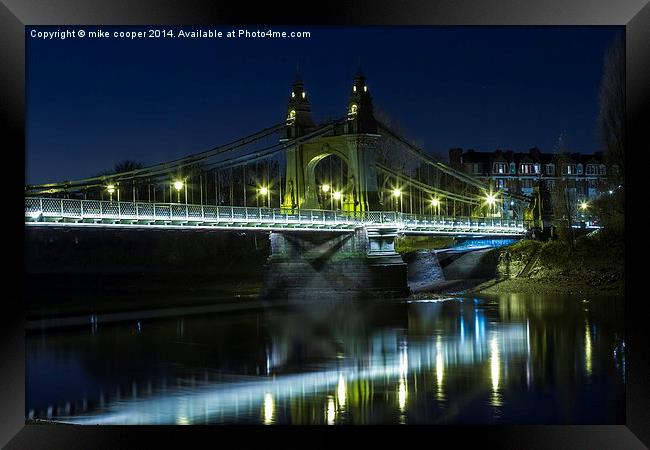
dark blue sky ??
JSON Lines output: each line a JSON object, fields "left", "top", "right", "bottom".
{"left": 26, "top": 26, "right": 622, "bottom": 184}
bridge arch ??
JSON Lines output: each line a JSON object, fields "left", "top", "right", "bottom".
{"left": 305, "top": 148, "right": 350, "bottom": 210}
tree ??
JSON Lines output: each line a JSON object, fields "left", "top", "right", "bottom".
{"left": 550, "top": 133, "right": 575, "bottom": 248}
{"left": 95, "top": 160, "right": 145, "bottom": 202}
{"left": 597, "top": 33, "right": 625, "bottom": 186}
{"left": 113, "top": 160, "right": 144, "bottom": 174}
{"left": 373, "top": 108, "right": 425, "bottom": 209}
{"left": 594, "top": 34, "right": 625, "bottom": 238}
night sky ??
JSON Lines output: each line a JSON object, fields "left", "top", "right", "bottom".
{"left": 26, "top": 26, "right": 622, "bottom": 184}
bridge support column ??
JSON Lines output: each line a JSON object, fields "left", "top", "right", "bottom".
{"left": 262, "top": 228, "right": 408, "bottom": 301}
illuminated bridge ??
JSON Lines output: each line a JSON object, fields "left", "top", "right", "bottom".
{"left": 25, "top": 197, "right": 525, "bottom": 236}
{"left": 25, "top": 70, "right": 530, "bottom": 279}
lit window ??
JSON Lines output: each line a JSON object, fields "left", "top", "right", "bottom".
{"left": 353, "top": 86, "right": 357, "bottom": 92}
{"left": 349, "top": 104, "right": 358, "bottom": 115}
{"left": 302, "top": 92, "right": 306, "bottom": 99}
{"left": 510, "top": 163, "right": 516, "bottom": 174}
{"left": 520, "top": 163, "right": 533, "bottom": 174}
{"left": 494, "top": 163, "right": 506, "bottom": 174}
{"left": 287, "top": 110, "right": 296, "bottom": 121}
{"left": 534, "top": 164, "right": 540, "bottom": 174}
{"left": 364, "top": 85, "right": 367, "bottom": 92}
{"left": 291, "top": 92, "right": 295, "bottom": 98}
{"left": 577, "top": 164, "right": 583, "bottom": 175}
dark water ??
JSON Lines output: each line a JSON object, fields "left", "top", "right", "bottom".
{"left": 26, "top": 294, "right": 625, "bottom": 425}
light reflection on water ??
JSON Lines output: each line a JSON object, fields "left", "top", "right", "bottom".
{"left": 26, "top": 294, "right": 624, "bottom": 425}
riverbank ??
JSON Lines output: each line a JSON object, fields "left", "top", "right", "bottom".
{"left": 474, "top": 232, "right": 624, "bottom": 297}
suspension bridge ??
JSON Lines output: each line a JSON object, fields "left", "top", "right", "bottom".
{"left": 25, "top": 70, "right": 531, "bottom": 239}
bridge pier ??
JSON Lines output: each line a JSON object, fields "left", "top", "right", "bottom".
{"left": 262, "top": 227, "right": 408, "bottom": 301}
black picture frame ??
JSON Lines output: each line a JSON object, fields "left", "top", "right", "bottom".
{"left": 2, "top": 1, "right": 648, "bottom": 448}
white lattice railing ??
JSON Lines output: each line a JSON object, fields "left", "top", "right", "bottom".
{"left": 25, "top": 198, "right": 526, "bottom": 234}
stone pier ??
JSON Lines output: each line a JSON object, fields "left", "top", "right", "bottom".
{"left": 261, "top": 227, "right": 408, "bottom": 301}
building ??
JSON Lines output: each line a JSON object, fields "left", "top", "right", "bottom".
{"left": 449, "top": 147, "right": 611, "bottom": 225}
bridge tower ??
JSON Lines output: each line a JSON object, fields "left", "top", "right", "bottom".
{"left": 281, "top": 70, "right": 381, "bottom": 212}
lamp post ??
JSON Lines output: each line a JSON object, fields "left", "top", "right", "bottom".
{"left": 393, "top": 188, "right": 402, "bottom": 212}
{"left": 431, "top": 198, "right": 440, "bottom": 216}
{"left": 485, "top": 192, "right": 497, "bottom": 217}
{"left": 321, "top": 183, "right": 332, "bottom": 209}
{"left": 333, "top": 190, "right": 342, "bottom": 211}
{"left": 579, "top": 200, "right": 589, "bottom": 223}
{"left": 173, "top": 180, "right": 184, "bottom": 203}
{"left": 107, "top": 184, "right": 115, "bottom": 202}
{"left": 258, "top": 186, "right": 269, "bottom": 208}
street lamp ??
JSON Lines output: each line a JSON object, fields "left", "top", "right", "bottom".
{"left": 485, "top": 192, "right": 498, "bottom": 216}
{"left": 106, "top": 184, "right": 115, "bottom": 202}
{"left": 173, "top": 180, "right": 184, "bottom": 203}
{"left": 258, "top": 186, "right": 269, "bottom": 207}
{"left": 579, "top": 201, "right": 589, "bottom": 211}
{"left": 333, "top": 190, "right": 342, "bottom": 210}
{"left": 431, "top": 198, "right": 440, "bottom": 216}
{"left": 392, "top": 188, "right": 402, "bottom": 212}
{"left": 321, "top": 184, "right": 332, "bottom": 209}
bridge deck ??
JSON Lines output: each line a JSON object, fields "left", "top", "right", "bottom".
{"left": 25, "top": 198, "right": 526, "bottom": 236}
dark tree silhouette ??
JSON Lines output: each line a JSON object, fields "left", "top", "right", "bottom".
{"left": 597, "top": 33, "right": 625, "bottom": 185}
{"left": 593, "top": 34, "right": 625, "bottom": 238}
{"left": 550, "top": 133, "right": 575, "bottom": 248}
{"left": 112, "top": 160, "right": 144, "bottom": 174}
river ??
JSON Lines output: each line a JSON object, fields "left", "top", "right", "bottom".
{"left": 26, "top": 292, "right": 624, "bottom": 425}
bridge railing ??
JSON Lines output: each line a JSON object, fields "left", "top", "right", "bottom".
{"left": 25, "top": 198, "right": 525, "bottom": 233}
{"left": 25, "top": 198, "right": 364, "bottom": 226}
{"left": 362, "top": 210, "right": 523, "bottom": 231}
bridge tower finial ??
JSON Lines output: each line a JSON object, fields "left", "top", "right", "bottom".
{"left": 285, "top": 66, "right": 315, "bottom": 139}
{"left": 346, "top": 67, "right": 376, "bottom": 134}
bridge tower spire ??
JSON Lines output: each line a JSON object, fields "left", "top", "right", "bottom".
{"left": 346, "top": 68, "right": 377, "bottom": 134}
{"left": 285, "top": 71, "right": 315, "bottom": 139}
